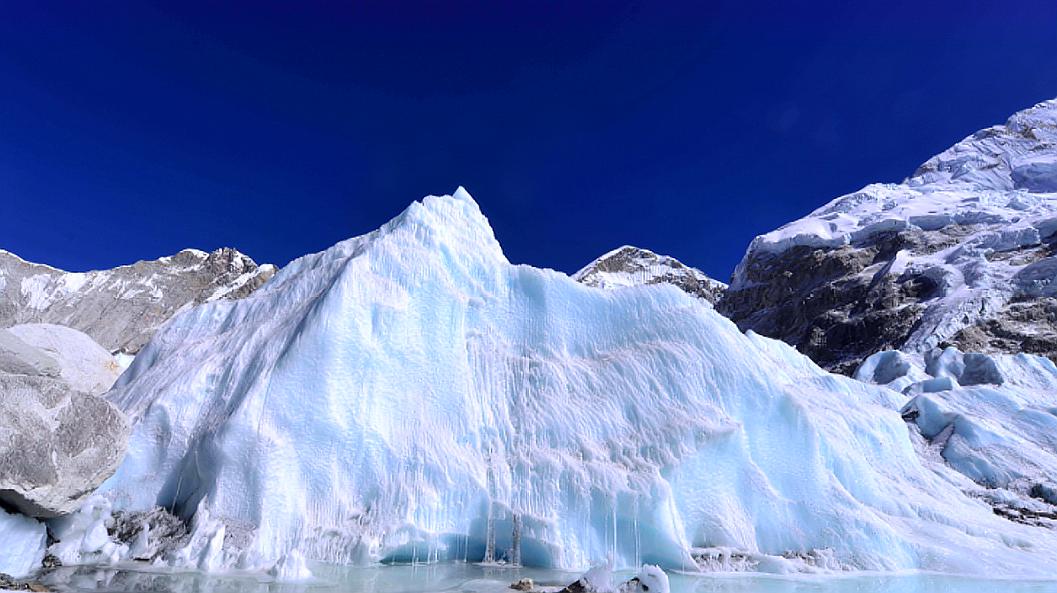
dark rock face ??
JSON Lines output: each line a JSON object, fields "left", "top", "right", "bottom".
{"left": 0, "top": 247, "right": 275, "bottom": 355}
{"left": 109, "top": 507, "right": 190, "bottom": 561}
{"left": 719, "top": 98, "right": 1057, "bottom": 373}
{"left": 574, "top": 246, "right": 726, "bottom": 305}
{"left": 719, "top": 228, "right": 958, "bottom": 374}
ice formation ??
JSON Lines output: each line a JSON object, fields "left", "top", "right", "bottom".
{"left": 858, "top": 347, "right": 1057, "bottom": 523}
{"left": 0, "top": 506, "right": 46, "bottom": 578}
{"left": 92, "top": 189, "right": 1057, "bottom": 576}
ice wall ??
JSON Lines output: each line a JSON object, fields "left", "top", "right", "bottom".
{"left": 99, "top": 190, "right": 1057, "bottom": 575}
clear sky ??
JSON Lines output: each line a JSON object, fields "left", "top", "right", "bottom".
{"left": 2, "top": 1, "right": 1055, "bottom": 281}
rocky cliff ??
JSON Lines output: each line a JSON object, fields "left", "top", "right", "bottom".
{"left": 720, "top": 98, "right": 1057, "bottom": 373}
{"left": 0, "top": 247, "right": 275, "bottom": 354}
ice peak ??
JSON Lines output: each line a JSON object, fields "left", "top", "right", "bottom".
{"left": 381, "top": 188, "right": 505, "bottom": 262}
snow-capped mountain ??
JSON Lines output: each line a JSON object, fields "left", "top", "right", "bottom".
{"left": 0, "top": 247, "right": 276, "bottom": 355}
{"left": 79, "top": 189, "right": 1057, "bottom": 577}
{"left": 721, "top": 98, "right": 1057, "bottom": 373}
{"left": 574, "top": 246, "right": 726, "bottom": 305}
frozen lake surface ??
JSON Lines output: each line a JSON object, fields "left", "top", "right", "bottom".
{"left": 36, "top": 564, "right": 1057, "bottom": 593}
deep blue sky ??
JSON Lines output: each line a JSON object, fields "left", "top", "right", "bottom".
{"left": 2, "top": 2, "right": 1055, "bottom": 280}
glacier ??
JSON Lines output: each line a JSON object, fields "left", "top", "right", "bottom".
{"left": 92, "top": 188, "right": 1057, "bottom": 576}
{"left": 858, "top": 346, "right": 1057, "bottom": 523}
{"left": 0, "top": 506, "right": 46, "bottom": 578}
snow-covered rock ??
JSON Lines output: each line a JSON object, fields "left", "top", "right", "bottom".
{"left": 0, "top": 371, "right": 129, "bottom": 517}
{"left": 721, "top": 98, "right": 1057, "bottom": 372}
{"left": 6, "top": 324, "right": 121, "bottom": 395}
{"left": 94, "top": 189, "right": 1057, "bottom": 576}
{"left": 0, "top": 507, "right": 46, "bottom": 579}
{"left": 574, "top": 246, "right": 726, "bottom": 305}
{"left": 0, "top": 247, "right": 275, "bottom": 355}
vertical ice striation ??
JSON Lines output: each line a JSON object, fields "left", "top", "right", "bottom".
{"left": 511, "top": 513, "right": 522, "bottom": 566}
{"left": 97, "top": 189, "right": 1057, "bottom": 577}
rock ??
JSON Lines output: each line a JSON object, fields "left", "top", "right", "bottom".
{"left": 510, "top": 578, "right": 534, "bottom": 591}
{"left": 574, "top": 245, "right": 726, "bottom": 305}
{"left": 0, "top": 247, "right": 275, "bottom": 355}
{"left": 108, "top": 507, "right": 189, "bottom": 561}
{"left": 0, "top": 374, "right": 129, "bottom": 517}
{"left": 39, "top": 555, "right": 60, "bottom": 571}
{"left": 0, "top": 329, "right": 60, "bottom": 378}
{"left": 720, "top": 98, "right": 1057, "bottom": 373}
{"left": 0, "top": 574, "right": 50, "bottom": 593}
{"left": 6, "top": 324, "right": 121, "bottom": 395}
{"left": 559, "top": 565, "right": 669, "bottom": 593}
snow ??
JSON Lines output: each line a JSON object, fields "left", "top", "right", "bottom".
{"left": 49, "top": 496, "right": 130, "bottom": 566}
{"left": 731, "top": 98, "right": 1057, "bottom": 351}
{"left": 858, "top": 347, "right": 1057, "bottom": 508}
{"left": 573, "top": 246, "right": 726, "bottom": 294}
{"left": 0, "top": 506, "right": 46, "bottom": 579}
{"left": 6, "top": 323, "right": 122, "bottom": 394}
{"left": 94, "top": 189, "right": 1057, "bottom": 577}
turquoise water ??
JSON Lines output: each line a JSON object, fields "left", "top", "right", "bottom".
{"left": 37, "top": 564, "right": 1057, "bottom": 593}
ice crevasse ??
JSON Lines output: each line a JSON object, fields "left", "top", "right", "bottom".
{"left": 96, "top": 188, "right": 1057, "bottom": 575}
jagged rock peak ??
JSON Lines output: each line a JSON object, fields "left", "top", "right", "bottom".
{"left": 0, "top": 247, "right": 276, "bottom": 354}
{"left": 720, "top": 97, "right": 1057, "bottom": 374}
{"left": 574, "top": 245, "right": 727, "bottom": 305}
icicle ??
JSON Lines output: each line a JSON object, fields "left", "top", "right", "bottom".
{"left": 634, "top": 506, "right": 641, "bottom": 568}
{"left": 483, "top": 501, "right": 496, "bottom": 564}
{"left": 511, "top": 513, "right": 522, "bottom": 567}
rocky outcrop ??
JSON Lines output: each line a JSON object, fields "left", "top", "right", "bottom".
{"left": 0, "top": 247, "right": 275, "bottom": 355}
{"left": 0, "top": 373, "right": 129, "bottom": 518}
{"left": 6, "top": 324, "right": 122, "bottom": 395}
{"left": 0, "top": 327, "right": 128, "bottom": 518}
{"left": 574, "top": 245, "right": 726, "bottom": 305}
{"left": 720, "top": 98, "right": 1057, "bottom": 373}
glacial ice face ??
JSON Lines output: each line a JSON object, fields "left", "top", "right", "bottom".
{"left": 100, "top": 190, "right": 1057, "bottom": 575}
{"left": 0, "top": 506, "right": 46, "bottom": 578}
{"left": 860, "top": 347, "right": 1057, "bottom": 522}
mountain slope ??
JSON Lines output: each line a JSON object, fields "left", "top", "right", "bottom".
{"left": 0, "top": 247, "right": 276, "bottom": 354}
{"left": 573, "top": 246, "right": 726, "bottom": 305}
{"left": 86, "top": 189, "right": 1057, "bottom": 576}
{"left": 720, "top": 98, "right": 1057, "bottom": 373}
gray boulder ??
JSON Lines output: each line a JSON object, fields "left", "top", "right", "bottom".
{"left": 0, "top": 373, "right": 128, "bottom": 518}
{"left": 0, "top": 329, "right": 60, "bottom": 378}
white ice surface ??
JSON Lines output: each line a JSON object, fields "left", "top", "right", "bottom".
{"left": 859, "top": 347, "right": 1057, "bottom": 506}
{"left": 96, "top": 189, "right": 1057, "bottom": 577}
{"left": 0, "top": 506, "right": 46, "bottom": 578}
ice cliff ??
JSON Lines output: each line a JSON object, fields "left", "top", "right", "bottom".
{"left": 89, "top": 189, "right": 1057, "bottom": 576}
